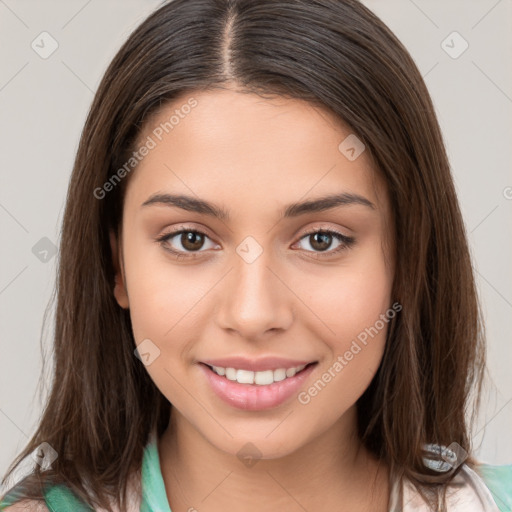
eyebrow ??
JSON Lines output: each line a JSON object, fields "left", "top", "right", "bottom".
{"left": 141, "top": 192, "right": 375, "bottom": 221}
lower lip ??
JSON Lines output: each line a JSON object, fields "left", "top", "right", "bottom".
{"left": 198, "top": 362, "right": 317, "bottom": 411}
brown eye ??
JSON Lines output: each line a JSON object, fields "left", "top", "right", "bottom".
{"left": 295, "top": 228, "right": 356, "bottom": 258}
{"left": 180, "top": 231, "right": 205, "bottom": 251}
{"left": 156, "top": 228, "right": 218, "bottom": 257}
{"left": 308, "top": 232, "right": 334, "bottom": 252}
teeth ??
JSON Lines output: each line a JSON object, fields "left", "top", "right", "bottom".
{"left": 273, "top": 368, "right": 287, "bottom": 382}
{"left": 286, "top": 367, "right": 297, "bottom": 378}
{"left": 237, "top": 369, "right": 255, "bottom": 384}
{"left": 210, "top": 363, "right": 309, "bottom": 385}
{"left": 254, "top": 370, "right": 273, "bottom": 385}
{"left": 213, "top": 366, "right": 225, "bottom": 376}
{"left": 225, "top": 367, "right": 237, "bottom": 380}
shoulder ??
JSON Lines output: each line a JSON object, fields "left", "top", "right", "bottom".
{"left": 472, "top": 461, "right": 512, "bottom": 512}
{"left": 0, "top": 481, "right": 92, "bottom": 512}
{"left": 475, "top": 461, "right": 512, "bottom": 482}
{"left": 1, "top": 500, "right": 49, "bottom": 511}
{"left": 396, "top": 460, "right": 512, "bottom": 511}
{"left": 0, "top": 481, "right": 47, "bottom": 511}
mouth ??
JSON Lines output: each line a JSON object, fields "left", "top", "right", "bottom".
{"left": 200, "top": 361, "right": 317, "bottom": 386}
{"left": 198, "top": 361, "right": 319, "bottom": 411}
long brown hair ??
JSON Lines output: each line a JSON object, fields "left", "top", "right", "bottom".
{"left": 1, "top": 1, "right": 487, "bottom": 510}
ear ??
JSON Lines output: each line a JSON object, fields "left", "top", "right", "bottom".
{"left": 109, "top": 229, "right": 129, "bottom": 309}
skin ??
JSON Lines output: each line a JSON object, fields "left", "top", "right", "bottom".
{"left": 110, "top": 86, "right": 396, "bottom": 512}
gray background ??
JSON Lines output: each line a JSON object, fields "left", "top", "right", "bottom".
{"left": 1, "top": 0, "right": 511, "bottom": 487}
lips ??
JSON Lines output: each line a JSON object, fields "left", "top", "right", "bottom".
{"left": 199, "top": 360, "right": 318, "bottom": 410}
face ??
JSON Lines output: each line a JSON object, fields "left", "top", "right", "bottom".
{"left": 111, "top": 87, "right": 395, "bottom": 460}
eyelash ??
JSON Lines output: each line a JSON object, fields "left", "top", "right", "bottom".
{"left": 155, "top": 226, "right": 356, "bottom": 260}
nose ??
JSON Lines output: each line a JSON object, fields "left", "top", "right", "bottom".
{"left": 215, "top": 248, "right": 294, "bottom": 340}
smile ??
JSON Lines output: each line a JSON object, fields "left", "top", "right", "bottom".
{"left": 198, "top": 361, "right": 318, "bottom": 410}
{"left": 207, "top": 363, "right": 311, "bottom": 385}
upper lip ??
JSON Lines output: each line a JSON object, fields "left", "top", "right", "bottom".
{"left": 200, "top": 357, "right": 317, "bottom": 372}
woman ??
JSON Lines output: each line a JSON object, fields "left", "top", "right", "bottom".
{"left": 1, "top": 1, "right": 511, "bottom": 511}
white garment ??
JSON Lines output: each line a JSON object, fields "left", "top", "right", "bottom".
{"left": 388, "top": 463, "right": 501, "bottom": 511}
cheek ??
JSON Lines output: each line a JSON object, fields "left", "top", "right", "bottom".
{"left": 122, "top": 237, "right": 209, "bottom": 343}
{"left": 297, "top": 266, "right": 392, "bottom": 419}
{"left": 122, "top": 241, "right": 207, "bottom": 406}
{"left": 299, "top": 240, "right": 393, "bottom": 341}
{"left": 295, "top": 239, "right": 393, "bottom": 396}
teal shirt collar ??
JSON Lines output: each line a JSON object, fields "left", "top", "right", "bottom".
{"left": 140, "top": 428, "right": 172, "bottom": 512}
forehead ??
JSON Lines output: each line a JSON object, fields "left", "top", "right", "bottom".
{"left": 126, "top": 88, "right": 389, "bottom": 216}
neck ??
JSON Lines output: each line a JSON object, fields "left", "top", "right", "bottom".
{"left": 158, "top": 406, "right": 390, "bottom": 512}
